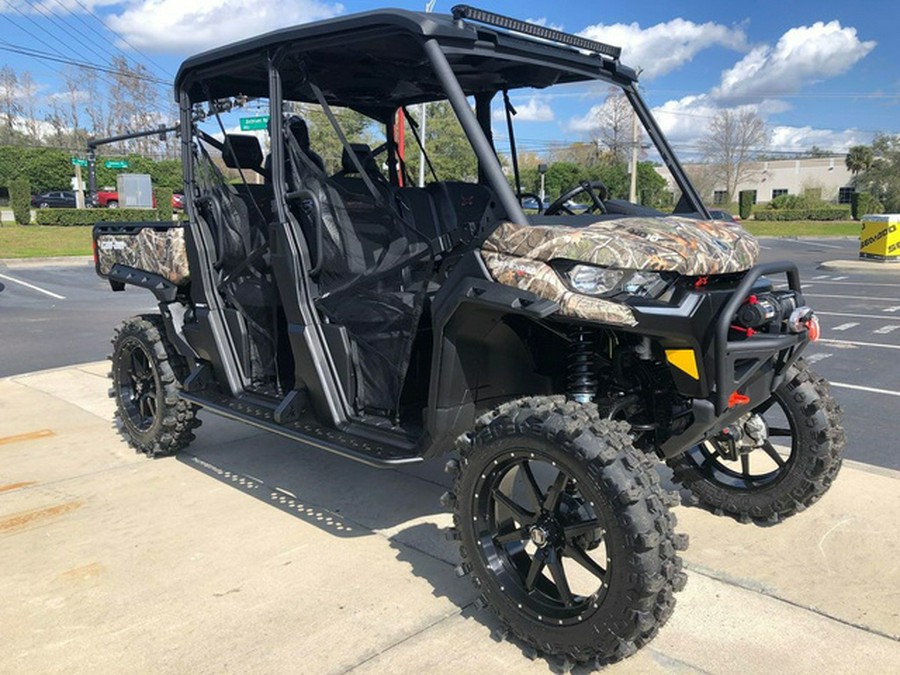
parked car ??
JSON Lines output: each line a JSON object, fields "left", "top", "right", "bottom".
{"left": 31, "top": 191, "right": 76, "bottom": 208}
{"left": 94, "top": 190, "right": 182, "bottom": 210}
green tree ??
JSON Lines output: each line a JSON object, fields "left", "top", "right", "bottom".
{"left": 857, "top": 134, "right": 900, "bottom": 212}
{"left": 404, "top": 101, "right": 477, "bottom": 183}
{"left": 9, "top": 176, "right": 31, "bottom": 225}
{"left": 845, "top": 144, "right": 874, "bottom": 179}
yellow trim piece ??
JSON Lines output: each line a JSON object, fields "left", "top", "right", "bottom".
{"left": 665, "top": 349, "right": 699, "bottom": 380}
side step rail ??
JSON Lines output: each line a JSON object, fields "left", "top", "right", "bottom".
{"left": 180, "top": 391, "right": 423, "bottom": 469}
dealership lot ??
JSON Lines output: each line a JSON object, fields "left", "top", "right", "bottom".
{"left": 1, "top": 238, "right": 899, "bottom": 672}
{"left": 2, "top": 237, "right": 896, "bottom": 469}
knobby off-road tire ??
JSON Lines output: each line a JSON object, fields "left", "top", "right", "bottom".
{"left": 667, "top": 359, "right": 844, "bottom": 524}
{"left": 109, "top": 314, "right": 199, "bottom": 457}
{"left": 444, "top": 396, "right": 688, "bottom": 666}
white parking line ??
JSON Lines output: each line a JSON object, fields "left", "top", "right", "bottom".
{"left": 831, "top": 382, "right": 900, "bottom": 397}
{"left": 831, "top": 275, "right": 849, "bottom": 281}
{"left": 819, "top": 338, "right": 900, "bottom": 351}
{"left": 806, "top": 294, "right": 899, "bottom": 302}
{"left": 808, "top": 281, "right": 900, "bottom": 288}
{"left": 817, "top": 311, "right": 900, "bottom": 321}
{"left": 805, "top": 353, "right": 832, "bottom": 364}
{"left": 885, "top": 306, "right": 900, "bottom": 313}
{"left": 831, "top": 322, "right": 859, "bottom": 331}
{"left": 874, "top": 325, "right": 900, "bottom": 335}
{"left": 811, "top": 274, "right": 831, "bottom": 280}
{"left": 0, "top": 272, "right": 66, "bottom": 300}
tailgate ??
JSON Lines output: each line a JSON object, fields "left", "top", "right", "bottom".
{"left": 93, "top": 222, "right": 190, "bottom": 285}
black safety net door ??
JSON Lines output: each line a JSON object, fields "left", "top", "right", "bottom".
{"left": 285, "top": 125, "right": 433, "bottom": 418}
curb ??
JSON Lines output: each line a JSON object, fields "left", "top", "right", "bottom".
{"left": 1, "top": 256, "right": 93, "bottom": 268}
{"left": 819, "top": 259, "right": 900, "bottom": 274}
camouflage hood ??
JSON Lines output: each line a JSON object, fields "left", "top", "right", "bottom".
{"left": 482, "top": 215, "right": 759, "bottom": 275}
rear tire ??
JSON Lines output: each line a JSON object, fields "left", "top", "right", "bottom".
{"left": 667, "top": 359, "right": 844, "bottom": 523}
{"left": 445, "top": 396, "right": 687, "bottom": 665}
{"left": 109, "top": 314, "right": 199, "bottom": 457}
{"left": 107, "top": 200, "right": 119, "bottom": 209}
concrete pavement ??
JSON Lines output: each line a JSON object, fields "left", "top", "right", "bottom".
{"left": 1, "top": 362, "right": 898, "bottom": 674}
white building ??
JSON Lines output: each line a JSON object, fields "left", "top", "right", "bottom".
{"left": 657, "top": 156, "right": 855, "bottom": 206}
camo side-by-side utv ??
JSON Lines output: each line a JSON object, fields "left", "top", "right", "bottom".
{"left": 93, "top": 6, "right": 844, "bottom": 666}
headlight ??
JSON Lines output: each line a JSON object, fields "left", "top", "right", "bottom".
{"left": 620, "top": 270, "right": 671, "bottom": 298}
{"left": 565, "top": 264, "right": 624, "bottom": 295}
{"left": 556, "top": 262, "right": 671, "bottom": 299}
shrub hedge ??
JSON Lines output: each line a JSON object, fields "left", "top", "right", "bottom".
{"left": 9, "top": 176, "right": 31, "bottom": 225}
{"left": 738, "top": 190, "right": 754, "bottom": 220}
{"left": 154, "top": 187, "right": 173, "bottom": 221}
{"left": 34, "top": 208, "right": 161, "bottom": 226}
{"left": 751, "top": 207, "right": 851, "bottom": 221}
{"left": 851, "top": 192, "right": 884, "bottom": 220}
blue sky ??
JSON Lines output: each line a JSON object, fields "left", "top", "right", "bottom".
{"left": 1, "top": 0, "right": 897, "bottom": 157}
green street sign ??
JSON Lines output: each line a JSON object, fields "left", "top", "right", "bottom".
{"left": 240, "top": 115, "right": 270, "bottom": 131}
{"left": 71, "top": 157, "right": 88, "bottom": 167}
{"left": 105, "top": 160, "right": 129, "bottom": 169}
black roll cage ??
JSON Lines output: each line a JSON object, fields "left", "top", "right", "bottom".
{"left": 174, "top": 9, "right": 712, "bottom": 435}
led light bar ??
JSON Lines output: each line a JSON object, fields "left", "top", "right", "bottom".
{"left": 451, "top": 5, "right": 621, "bottom": 60}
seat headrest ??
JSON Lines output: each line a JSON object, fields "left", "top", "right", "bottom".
{"left": 222, "top": 134, "right": 263, "bottom": 170}
{"left": 285, "top": 115, "right": 311, "bottom": 150}
{"left": 341, "top": 143, "right": 374, "bottom": 174}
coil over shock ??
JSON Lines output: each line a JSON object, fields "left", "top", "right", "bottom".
{"left": 567, "top": 327, "right": 597, "bottom": 404}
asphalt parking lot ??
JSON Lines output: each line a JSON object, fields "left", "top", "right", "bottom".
{"left": 2, "top": 237, "right": 897, "bottom": 469}
{"left": 1, "top": 239, "right": 899, "bottom": 673}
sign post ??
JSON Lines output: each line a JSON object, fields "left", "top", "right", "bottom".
{"left": 71, "top": 157, "right": 88, "bottom": 209}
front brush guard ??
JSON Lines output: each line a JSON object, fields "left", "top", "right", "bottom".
{"left": 661, "top": 261, "right": 810, "bottom": 458}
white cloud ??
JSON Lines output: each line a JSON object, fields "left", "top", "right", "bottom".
{"left": 1, "top": 0, "right": 119, "bottom": 13}
{"left": 105, "top": 0, "right": 344, "bottom": 54}
{"left": 713, "top": 21, "right": 876, "bottom": 102}
{"left": 494, "top": 97, "right": 554, "bottom": 123}
{"left": 767, "top": 125, "right": 873, "bottom": 154}
{"left": 579, "top": 19, "right": 747, "bottom": 79}
{"left": 525, "top": 17, "right": 565, "bottom": 32}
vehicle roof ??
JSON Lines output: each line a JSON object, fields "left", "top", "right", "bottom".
{"left": 175, "top": 7, "right": 636, "bottom": 116}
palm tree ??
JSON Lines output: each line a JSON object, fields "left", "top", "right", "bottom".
{"left": 846, "top": 145, "right": 874, "bottom": 179}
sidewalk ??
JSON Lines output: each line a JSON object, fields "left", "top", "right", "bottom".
{"left": 1, "top": 363, "right": 898, "bottom": 674}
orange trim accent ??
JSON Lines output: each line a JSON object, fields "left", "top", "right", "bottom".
{"left": 728, "top": 392, "right": 751, "bottom": 408}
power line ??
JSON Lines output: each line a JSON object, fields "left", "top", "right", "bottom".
{"left": 0, "top": 41, "right": 169, "bottom": 85}
{"left": 25, "top": 0, "right": 130, "bottom": 80}
{"left": 69, "top": 0, "right": 173, "bottom": 79}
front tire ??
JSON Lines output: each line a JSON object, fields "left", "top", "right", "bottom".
{"left": 667, "top": 359, "right": 844, "bottom": 523}
{"left": 445, "top": 396, "right": 687, "bottom": 665}
{"left": 109, "top": 314, "right": 199, "bottom": 457}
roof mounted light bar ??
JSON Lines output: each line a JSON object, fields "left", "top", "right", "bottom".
{"left": 451, "top": 5, "right": 621, "bottom": 60}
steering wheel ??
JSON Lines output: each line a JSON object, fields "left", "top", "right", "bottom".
{"left": 517, "top": 191, "right": 545, "bottom": 214}
{"left": 545, "top": 180, "right": 609, "bottom": 216}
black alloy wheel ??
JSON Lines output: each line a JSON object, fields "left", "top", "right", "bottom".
{"left": 471, "top": 452, "right": 611, "bottom": 625}
{"left": 683, "top": 393, "right": 796, "bottom": 491}
{"left": 109, "top": 314, "right": 199, "bottom": 457}
{"left": 668, "top": 359, "right": 844, "bottom": 523}
{"left": 447, "top": 396, "right": 688, "bottom": 665}
{"left": 115, "top": 339, "right": 160, "bottom": 432}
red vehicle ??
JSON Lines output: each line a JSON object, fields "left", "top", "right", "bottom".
{"left": 94, "top": 190, "right": 184, "bottom": 210}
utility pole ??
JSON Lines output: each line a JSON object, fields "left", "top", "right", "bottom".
{"left": 418, "top": 0, "right": 436, "bottom": 187}
{"left": 418, "top": 102, "right": 427, "bottom": 187}
{"left": 629, "top": 109, "right": 638, "bottom": 203}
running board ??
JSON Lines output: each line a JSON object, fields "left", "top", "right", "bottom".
{"left": 180, "top": 390, "right": 423, "bottom": 468}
